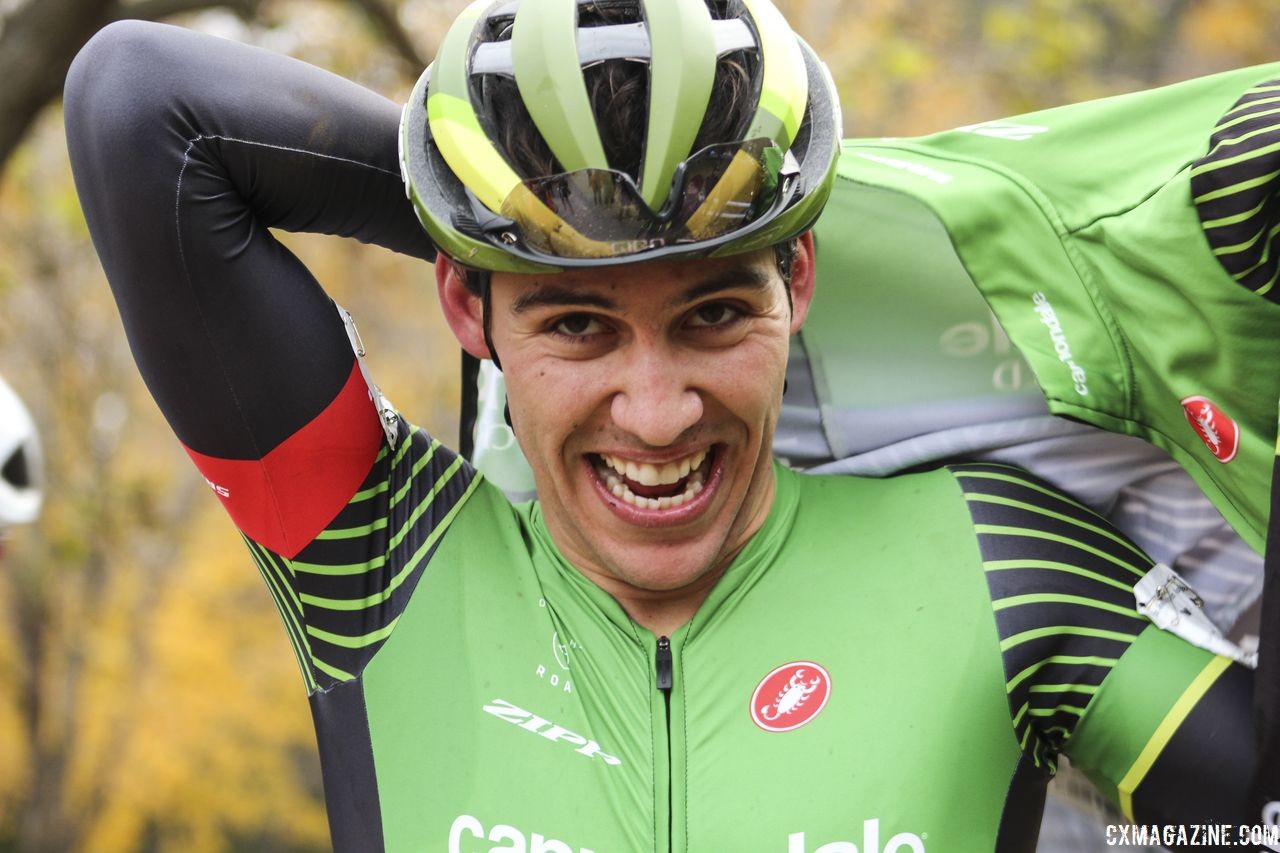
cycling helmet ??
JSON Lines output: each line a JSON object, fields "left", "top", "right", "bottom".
{"left": 0, "top": 374, "right": 42, "bottom": 527}
{"left": 400, "top": 0, "right": 842, "bottom": 272}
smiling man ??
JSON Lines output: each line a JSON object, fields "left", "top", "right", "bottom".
{"left": 65, "top": 1, "right": 1267, "bottom": 850}
{"left": 444, "top": 245, "right": 811, "bottom": 635}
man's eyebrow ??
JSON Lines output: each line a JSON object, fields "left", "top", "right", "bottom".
{"left": 508, "top": 264, "right": 774, "bottom": 314}
{"left": 510, "top": 286, "right": 619, "bottom": 314}
{"left": 677, "top": 266, "right": 774, "bottom": 304}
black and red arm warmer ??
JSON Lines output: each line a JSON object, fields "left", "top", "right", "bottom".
{"left": 65, "top": 21, "right": 436, "bottom": 556}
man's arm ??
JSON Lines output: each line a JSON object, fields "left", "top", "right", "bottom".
{"left": 951, "top": 463, "right": 1261, "bottom": 847}
{"left": 1116, "top": 653, "right": 1256, "bottom": 828}
{"left": 65, "top": 20, "right": 436, "bottom": 557}
{"left": 1064, "top": 630, "right": 1260, "bottom": 839}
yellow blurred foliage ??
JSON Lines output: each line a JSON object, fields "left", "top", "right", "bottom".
{"left": 0, "top": 571, "right": 31, "bottom": 807}
{"left": 65, "top": 506, "right": 329, "bottom": 853}
{"left": 1183, "top": 0, "right": 1280, "bottom": 67}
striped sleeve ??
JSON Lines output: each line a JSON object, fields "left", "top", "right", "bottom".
{"left": 949, "top": 463, "right": 1155, "bottom": 772}
{"left": 247, "top": 420, "right": 480, "bottom": 693}
{"left": 1192, "top": 77, "right": 1280, "bottom": 301}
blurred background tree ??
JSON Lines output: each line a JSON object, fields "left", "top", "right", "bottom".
{"left": 0, "top": 0, "right": 1277, "bottom": 851}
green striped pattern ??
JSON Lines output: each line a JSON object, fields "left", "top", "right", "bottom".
{"left": 1191, "top": 78, "right": 1280, "bottom": 301}
{"left": 246, "top": 420, "right": 479, "bottom": 693}
{"left": 951, "top": 464, "right": 1153, "bottom": 773}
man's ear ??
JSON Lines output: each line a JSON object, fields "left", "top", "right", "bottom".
{"left": 436, "top": 255, "right": 492, "bottom": 360}
{"left": 787, "top": 231, "right": 816, "bottom": 335}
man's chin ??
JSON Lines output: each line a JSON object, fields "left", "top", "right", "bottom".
{"left": 595, "top": 545, "right": 727, "bottom": 595}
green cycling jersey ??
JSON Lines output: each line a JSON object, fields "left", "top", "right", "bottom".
{"left": 284, "top": 425, "right": 1250, "bottom": 851}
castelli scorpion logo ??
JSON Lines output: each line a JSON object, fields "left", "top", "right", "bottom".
{"left": 750, "top": 661, "right": 832, "bottom": 732}
{"left": 1181, "top": 395, "right": 1239, "bottom": 463}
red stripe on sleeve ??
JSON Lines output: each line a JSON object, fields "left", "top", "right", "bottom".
{"left": 183, "top": 362, "right": 385, "bottom": 558}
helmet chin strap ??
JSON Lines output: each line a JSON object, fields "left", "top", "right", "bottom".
{"left": 478, "top": 275, "right": 513, "bottom": 428}
{"left": 477, "top": 270, "right": 503, "bottom": 373}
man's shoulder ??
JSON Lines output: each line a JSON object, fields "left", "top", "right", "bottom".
{"left": 802, "top": 459, "right": 1113, "bottom": 517}
{"left": 785, "top": 461, "right": 1142, "bottom": 564}
{"left": 786, "top": 461, "right": 971, "bottom": 501}
{"left": 785, "top": 462, "right": 981, "bottom": 542}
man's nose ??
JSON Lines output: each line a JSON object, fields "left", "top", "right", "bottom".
{"left": 609, "top": 347, "right": 704, "bottom": 447}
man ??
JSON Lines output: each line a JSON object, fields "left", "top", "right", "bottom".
{"left": 65, "top": 2, "right": 1264, "bottom": 850}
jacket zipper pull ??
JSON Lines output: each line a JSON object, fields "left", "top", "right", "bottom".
{"left": 655, "top": 635, "right": 673, "bottom": 692}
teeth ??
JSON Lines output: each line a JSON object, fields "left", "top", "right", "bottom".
{"left": 597, "top": 451, "right": 709, "bottom": 510}
{"left": 601, "top": 449, "right": 708, "bottom": 487}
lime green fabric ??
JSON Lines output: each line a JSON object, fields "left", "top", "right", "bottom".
{"left": 362, "top": 466, "right": 1018, "bottom": 851}
{"left": 353, "top": 463, "right": 1220, "bottom": 850}
{"left": 1067, "top": 626, "right": 1221, "bottom": 811}
{"left": 835, "top": 63, "right": 1280, "bottom": 552}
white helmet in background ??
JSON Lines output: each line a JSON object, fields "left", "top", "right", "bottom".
{"left": 0, "top": 374, "right": 42, "bottom": 527}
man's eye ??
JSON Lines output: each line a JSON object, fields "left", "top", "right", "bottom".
{"left": 689, "top": 303, "right": 740, "bottom": 327}
{"left": 553, "top": 314, "right": 604, "bottom": 337}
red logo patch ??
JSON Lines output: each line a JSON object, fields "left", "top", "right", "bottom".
{"left": 1181, "top": 396, "right": 1239, "bottom": 463}
{"left": 750, "top": 661, "right": 831, "bottom": 732}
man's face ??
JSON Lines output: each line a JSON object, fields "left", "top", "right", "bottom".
{"left": 480, "top": 242, "right": 811, "bottom": 603}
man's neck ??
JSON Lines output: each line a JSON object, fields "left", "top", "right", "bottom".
{"left": 615, "top": 576, "right": 723, "bottom": 638}
{"left": 542, "top": 460, "right": 781, "bottom": 638}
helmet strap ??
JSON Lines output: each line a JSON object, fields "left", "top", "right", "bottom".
{"left": 478, "top": 271, "right": 504, "bottom": 372}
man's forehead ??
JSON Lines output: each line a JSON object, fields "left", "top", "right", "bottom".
{"left": 503, "top": 253, "right": 779, "bottom": 314}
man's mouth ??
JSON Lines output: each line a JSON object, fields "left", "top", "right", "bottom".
{"left": 592, "top": 447, "right": 714, "bottom": 511}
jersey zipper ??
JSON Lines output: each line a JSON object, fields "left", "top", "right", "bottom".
{"left": 656, "top": 635, "right": 673, "bottom": 692}
{"left": 654, "top": 634, "right": 674, "bottom": 853}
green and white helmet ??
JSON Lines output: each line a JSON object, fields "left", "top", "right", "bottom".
{"left": 400, "top": 0, "right": 842, "bottom": 273}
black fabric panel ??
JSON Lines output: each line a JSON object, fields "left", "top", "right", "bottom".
{"left": 985, "top": 564, "right": 1138, "bottom": 607}
{"left": 1191, "top": 76, "right": 1280, "bottom": 303}
{"left": 1132, "top": 662, "right": 1257, "bottom": 836}
{"left": 310, "top": 679, "right": 385, "bottom": 852}
{"left": 992, "top": 602, "right": 1145, "bottom": 640}
{"left": 1006, "top": 662, "right": 1109, "bottom": 712}
{"left": 954, "top": 464, "right": 1147, "bottom": 550}
{"left": 65, "top": 21, "right": 436, "bottom": 458}
{"left": 952, "top": 463, "right": 1153, "bottom": 774}
{"left": 1252, "top": 454, "right": 1280, "bottom": 808}
{"left": 230, "top": 422, "right": 478, "bottom": 686}
{"left": 977, "top": 504, "right": 1145, "bottom": 561}
{"left": 1002, "top": 634, "right": 1133, "bottom": 675}
{"left": 274, "top": 427, "right": 477, "bottom": 689}
{"left": 994, "top": 751, "right": 1049, "bottom": 853}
